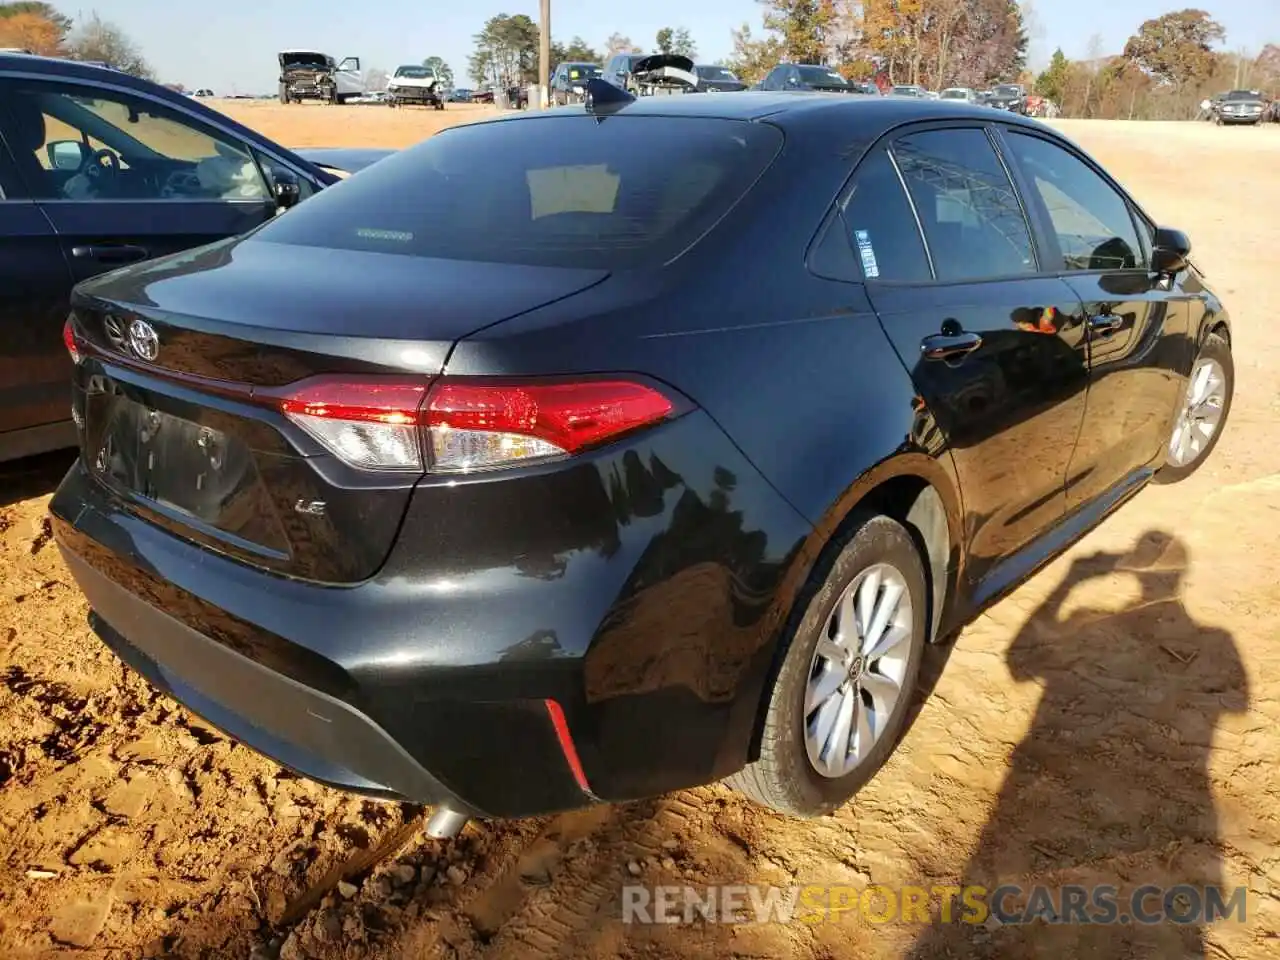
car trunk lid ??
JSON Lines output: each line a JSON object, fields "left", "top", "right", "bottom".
{"left": 69, "top": 237, "right": 610, "bottom": 583}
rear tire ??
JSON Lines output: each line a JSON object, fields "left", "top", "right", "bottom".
{"left": 726, "top": 513, "right": 927, "bottom": 817}
{"left": 1154, "top": 332, "right": 1233, "bottom": 484}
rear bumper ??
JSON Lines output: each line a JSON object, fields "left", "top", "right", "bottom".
{"left": 63, "top": 546, "right": 465, "bottom": 808}
{"left": 51, "top": 409, "right": 812, "bottom": 818}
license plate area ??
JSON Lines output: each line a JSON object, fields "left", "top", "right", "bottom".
{"left": 93, "top": 395, "right": 263, "bottom": 530}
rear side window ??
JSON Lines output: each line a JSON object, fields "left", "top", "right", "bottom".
{"left": 1001, "top": 130, "right": 1143, "bottom": 271}
{"left": 892, "top": 128, "right": 1036, "bottom": 281}
{"left": 253, "top": 115, "right": 782, "bottom": 269}
{"left": 840, "top": 150, "right": 931, "bottom": 282}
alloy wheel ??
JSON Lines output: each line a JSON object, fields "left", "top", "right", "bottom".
{"left": 1168, "top": 356, "right": 1227, "bottom": 467}
{"left": 803, "top": 563, "right": 915, "bottom": 778}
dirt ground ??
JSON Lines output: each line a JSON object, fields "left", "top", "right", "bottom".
{"left": 1, "top": 104, "right": 1279, "bottom": 959}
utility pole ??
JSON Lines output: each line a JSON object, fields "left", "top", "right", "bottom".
{"left": 538, "top": 0, "right": 550, "bottom": 109}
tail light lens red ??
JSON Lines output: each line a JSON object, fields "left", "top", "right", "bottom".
{"left": 63, "top": 316, "right": 81, "bottom": 365}
{"left": 273, "top": 377, "right": 676, "bottom": 474}
{"left": 425, "top": 380, "right": 674, "bottom": 474}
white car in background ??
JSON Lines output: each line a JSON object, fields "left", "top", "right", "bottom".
{"left": 940, "top": 87, "right": 978, "bottom": 103}
{"left": 386, "top": 64, "right": 445, "bottom": 109}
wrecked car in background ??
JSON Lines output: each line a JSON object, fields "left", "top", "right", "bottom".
{"left": 624, "top": 54, "right": 700, "bottom": 96}
{"left": 386, "top": 64, "right": 445, "bottom": 110}
{"left": 278, "top": 50, "right": 365, "bottom": 104}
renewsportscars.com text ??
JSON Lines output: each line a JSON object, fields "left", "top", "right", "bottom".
{"left": 621, "top": 883, "right": 1249, "bottom": 926}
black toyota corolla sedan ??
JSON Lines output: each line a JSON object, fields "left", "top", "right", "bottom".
{"left": 50, "top": 85, "right": 1233, "bottom": 837}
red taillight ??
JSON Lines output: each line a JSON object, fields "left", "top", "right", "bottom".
{"left": 275, "top": 376, "right": 431, "bottom": 472}
{"left": 63, "top": 316, "right": 81, "bottom": 364}
{"left": 271, "top": 376, "right": 675, "bottom": 474}
{"left": 425, "top": 379, "right": 675, "bottom": 474}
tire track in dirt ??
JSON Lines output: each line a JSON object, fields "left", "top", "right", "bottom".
{"left": 425, "top": 788, "right": 719, "bottom": 959}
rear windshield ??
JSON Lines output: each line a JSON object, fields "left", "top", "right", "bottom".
{"left": 697, "top": 66, "right": 739, "bottom": 82}
{"left": 993, "top": 85, "right": 1022, "bottom": 96}
{"left": 395, "top": 66, "right": 433, "bottom": 78}
{"left": 254, "top": 115, "right": 782, "bottom": 269}
{"left": 798, "top": 66, "right": 847, "bottom": 86}
{"left": 940, "top": 89, "right": 969, "bottom": 99}
{"left": 564, "top": 64, "right": 601, "bottom": 80}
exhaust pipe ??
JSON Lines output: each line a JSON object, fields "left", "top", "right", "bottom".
{"left": 425, "top": 806, "right": 469, "bottom": 839}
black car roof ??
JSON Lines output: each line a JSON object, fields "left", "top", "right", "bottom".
{"left": 524, "top": 90, "right": 1046, "bottom": 133}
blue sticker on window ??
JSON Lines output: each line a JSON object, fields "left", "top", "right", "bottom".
{"left": 854, "top": 229, "right": 880, "bottom": 278}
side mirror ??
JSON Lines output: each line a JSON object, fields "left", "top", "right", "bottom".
{"left": 1151, "top": 226, "right": 1191, "bottom": 274}
{"left": 47, "top": 140, "right": 89, "bottom": 170}
{"left": 271, "top": 167, "right": 302, "bottom": 209}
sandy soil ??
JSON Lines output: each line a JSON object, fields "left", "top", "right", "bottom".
{"left": 1, "top": 107, "right": 1279, "bottom": 959}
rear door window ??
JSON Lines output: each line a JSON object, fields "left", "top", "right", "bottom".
{"left": 253, "top": 115, "right": 783, "bottom": 269}
{"left": 839, "top": 150, "right": 931, "bottom": 282}
{"left": 891, "top": 127, "right": 1037, "bottom": 281}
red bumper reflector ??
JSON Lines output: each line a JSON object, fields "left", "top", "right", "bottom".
{"left": 544, "top": 698, "right": 591, "bottom": 794}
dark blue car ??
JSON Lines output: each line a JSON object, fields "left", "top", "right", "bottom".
{"left": 0, "top": 53, "right": 391, "bottom": 462}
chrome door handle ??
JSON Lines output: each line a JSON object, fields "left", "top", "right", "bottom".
{"left": 1088, "top": 313, "right": 1125, "bottom": 335}
{"left": 921, "top": 331, "right": 983, "bottom": 362}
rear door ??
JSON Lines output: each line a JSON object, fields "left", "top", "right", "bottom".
{"left": 845, "top": 125, "right": 1090, "bottom": 589}
{"left": 0, "top": 109, "right": 77, "bottom": 451}
{"left": 996, "top": 127, "right": 1191, "bottom": 508}
{"left": 0, "top": 76, "right": 279, "bottom": 288}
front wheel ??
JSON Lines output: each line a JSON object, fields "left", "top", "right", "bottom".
{"left": 1154, "top": 332, "right": 1233, "bottom": 484}
{"left": 726, "top": 513, "right": 927, "bottom": 817}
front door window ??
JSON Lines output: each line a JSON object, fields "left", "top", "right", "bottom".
{"left": 3, "top": 80, "right": 269, "bottom": 203}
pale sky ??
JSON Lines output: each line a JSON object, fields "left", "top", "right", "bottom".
{"left": 53, "top": 1, "right": 1280, "bottom": 93}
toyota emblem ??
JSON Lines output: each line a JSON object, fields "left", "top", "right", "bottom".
{"left": 127, "top": 319, "right": 160, "bottom": 362}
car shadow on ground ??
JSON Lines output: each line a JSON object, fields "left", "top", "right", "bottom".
{"left": 905, "top": 530, "right": 1249, "bottom": 959}
{"left": 0, "top": 450, "right": 75, "bottom": 510}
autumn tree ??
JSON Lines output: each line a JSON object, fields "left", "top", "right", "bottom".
{"left": 605, "top": 33, "right": 641, "bottom": 56}
{"left": 724, "top": 23, "right": 783, "bottom": 83}
{"left": 654, "top": 26, "right": 697, "bottom": 59}
{"left": 0, "top": 1, "right": 70, "bottom": 30}
{"left": 1123, "top": 8, "right": 1225, "bottom": 90}
{"left": 0, "top": 10, "right": 60, "bottom": 53}
{"left": 422, "top": 55, "right": 454, "bottom": 87}
{"left": 1257, "top": 43, "right": 1280, "bottom": 88}
{"left": 760, "top": 0, "right": 838, "bottom": 64}
{"left": 65, "top": 13, "right": 151, "bottom": 78}
{"left": 860, "top": 0, "right": 925, "bottom": 84}
{"left": 853, "top": 0, "right": 1026, "bottom": 88}
{"left": 0, "top": 2, "right": 72, "bottom": 56}
{"left": 469, "top": 13, "right": 538, "bottom": 86}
